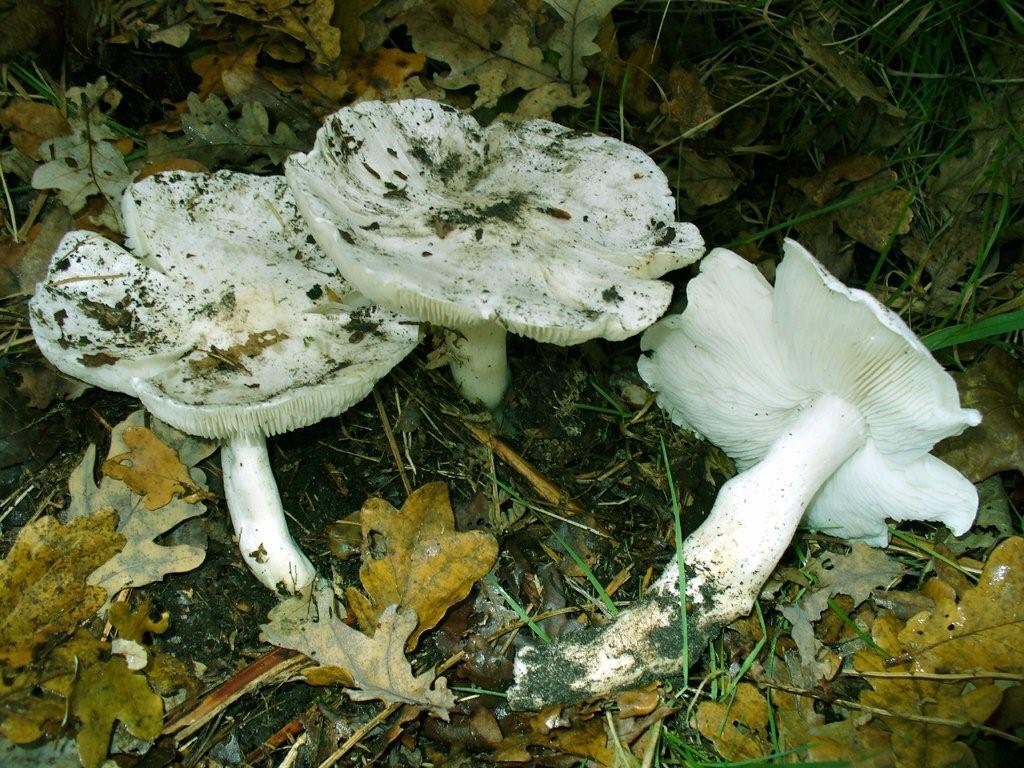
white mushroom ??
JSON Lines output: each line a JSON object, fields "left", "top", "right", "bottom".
{"left": 30, "top": 171, "right": 419, "bottom": 594}
{"left": 507, "top": 239, "right": 980, "bottom": 708}
{"left": 285, "top": 99, "right": 703, "bottom": 410}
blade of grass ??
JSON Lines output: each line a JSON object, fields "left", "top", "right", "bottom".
{"left": 482, "top": 573, "right": 551, "bottom": 644}
{"left": 922, "top": 310, "right": 1024, "bottom": 350}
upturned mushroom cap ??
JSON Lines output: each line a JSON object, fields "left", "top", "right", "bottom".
{"left": 285, "top": 99, "right": 704, "bottom": 345}
{"left": 30, "top": 171, "right": 419, "bottom": 438}
{"left": 638, "top": 239, "right": 980, "bottom": 545}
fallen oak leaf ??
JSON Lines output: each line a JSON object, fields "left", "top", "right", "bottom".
{"left": 854, "top": 612, "right": 1003, "bottom": 768}
{"left": 65, "top": 410, "right": 216, "bottom": 597}
{"left": 352, "top": 481, "right": 499, "bottom": 649}
{"left": 260, "top": 578, "right": 455, "bottom": 717}
{"left": 936, "top": 348, "right": 1024, "bottom": 481}
{"left": 898, "top": 536, "right": 1024, "bottom": 673}
{"left": 71, "top": 656, "right": 163, "bottom": 768}
{"left": 101, "top": 425, "right": 212, "bottom": 509}
{"left": 0, "top": 510, "right": 123, "bottom": 668}
{"left": 695, "top": 683, "right": 773, "bottom": 762}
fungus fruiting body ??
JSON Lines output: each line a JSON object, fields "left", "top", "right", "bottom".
{"left": 506, "top": 239, "right": 980, "bottom": 708}
{"left": 30, "top": 171, "right": 419, "bottom": 593}
{"left": 286, "top": 98, "right": 704, "bottom": 410}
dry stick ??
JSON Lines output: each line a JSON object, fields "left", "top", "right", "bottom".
{"left": 461, "top": 420, "right": 584, "bottom": 516}
{"left": 374, "top": 387, "right": 412, "bottom": 496}
{"left": 162, "top": 647, "right": 304, "bottom": 742}
{"left": 844, "top": 669, "right": 1024, "bottom": 683}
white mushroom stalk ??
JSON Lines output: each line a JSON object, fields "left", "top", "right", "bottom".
{"left": 507, "top": 240, "right": 981, "bottom": 708}
{"left": 286, "top": 99, "right": 704, "bottom": 410}
{"left": 30, "top": 171, "right": 419, "bottom": 594}
{"left": 221, "top": 432, "right": 315, "bottom": 591}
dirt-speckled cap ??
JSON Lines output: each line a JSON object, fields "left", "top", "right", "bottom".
{"left": 30, "top": 171, "right": 419, "bottom": 439}
{"left": 285, "top": 99, "right": 704, "bottom": 344}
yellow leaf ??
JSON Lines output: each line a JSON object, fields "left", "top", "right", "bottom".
{"left": 0, "top": 511, "right": 123, "bottom": 668}
{"left": 101, "top": 426, "right": 203, "bottom": 510}
{"left": 899, "top": 536, "right": 1024, "bottom": 673}
{"left": 695, "top": 683, "right": 773, "bottom": 761}
{"left": 356, "top": 482, "right": 498, "bottom": 649}
{"left": 109, "top": 600, "right": 170, "bottom": 643}
{"left": 71, "top": 657, "right": 164, "bottom": 768}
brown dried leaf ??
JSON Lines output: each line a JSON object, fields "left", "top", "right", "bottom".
{"left": 71, "top": 657, "right": 163, "bottom": 768}
{"left": 661, "top": 67, "right": 717, "bottom": 135}
{"left": 66, "top": 411, "right": 215, "bottom": 595}
{"left": 101, "top": 426, "right": 206, "bottom": 510}
{"left": 0, "top": 511, "right": 123, "bottom": 668}
{"left": 676, "top": 148, "right": 740, "bottom": 208}
{"left": 899, "top": 536, "right": 1024, "bottom": 673}
{"left": 214, "top": 0, "right": 340, "bottom": 65}
{"left": 834, "top": 172, "right": 913, "bottom": 252}
{"left": 260, "top": 579, "right": 455, "bottom": 716}
{"left": 936, "top": 348, "right": 1024, "bottom": 481}
{"left": 0, "top": 99, "right": 70, "bottom": 160}
{"left": 780, "top": 543, "right": 905, "bottom": 672}
{"left": 792, "top": 155, "right": 882, "bottom": 207}
{"left": 792, "top": 25, "right": 904, "bottom": 118}
{"left": 695, "top": 682, "right": 772, "bottom": 761}
{"left": 491, "top": 711, "right": 614, "bottom": 765}
{"left": 355, "top": 481, "right": 498, "bottom": 649}
{"left": 854, "top": 613, "right": 1003, "bottom": 768}
{"left": 108, "top": 600, "right": 170, "bottom": 643}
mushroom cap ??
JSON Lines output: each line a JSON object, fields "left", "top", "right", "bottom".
{"left": 285, "top": 99, "right": 704, "bottom": 345}
{"left": 30, "top": 171, "right": 419, "bottom": 439}
{"left": 638, "top": 239, "right": 981, "bottom": 544}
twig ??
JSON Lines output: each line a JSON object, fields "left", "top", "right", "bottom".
{"left": 374, "top": 388, "right": 411, "bottom": 496}
{"left": 844, "top": 669, "right": 1024, "bottom": 683}
{"left": 758, "top": 680, "right": 1024, "bottom": 744}
{"left": 162, "top": 647, "right": 304, "bottom": 742}
{"left": 462, "top": 420, "right": 584, "bottom": 516}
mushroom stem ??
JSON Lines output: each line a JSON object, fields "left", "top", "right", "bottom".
{"left": 507, "top": 393, "right": 866, "bottom": 708}
{"left": 221, "top": 432, "right": 316, "bottom": 594}
{"left": 447, "top": 321, "right": 510, "bottom": 411}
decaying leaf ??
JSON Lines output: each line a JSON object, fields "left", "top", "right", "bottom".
{"left": 792, "top": 25, "right": 904, "bottom": 118}
{"left": 147, "top": 92, "right": 301, "bottom": 170}
{"left": 855, "top": 613, "right": 1003, "bottom": 768}
{"left": 261, "top": 578, "right": 456, "bottom": 717}
{"left": 0, "top": 510, "right": 123, "bottom": 668}
{"left": 213, "top": 0, "right": 340, "bottom": 65}
{"left": 676, "top": 148, "right": 740, "bottom": 208}
{"left": 397, "top": 0, "right": 554, "bottom": 109}
{"left": 64, "top": 410, "right": 216, "bottom": 596}
{"left": 827, "top": 537, "right": 1024, "bottom": 767}
{"left": 695, "top": 683, "right": 772, "bottom": 761}
{"left": 780, "top": 543, "right": 905, "bottom": 673}
{"left": 543, "top": 0, "right": 624, "bottom": 87}
{"left": 351, "top": 481, "right": 499, "bottom": 649}
{"left": 937, "top": 348, "right": 1024, "bottom": 481}
{"left": 491, "top": 708, "right": 615, "bottom": 765}
{"left": 0, "top": 99, "right": 70, "bottom": 160}
{"left": 833, "top": 172, "right": 913, "bottom": 252}
{"left": 70, "top": 657, "right": 164, "bottom": 768}
{"left": 661, "top": 67, "right": 718, "bottom": 135}
{"left": 101, "top": 426, "right": 211, "bottom": 510}
{"left": 898, "top": 536, "right": 1024, "bottom": 673}
{"left": 31, "top": 78, "right": 134, "bottom": 215}
{"left": 0, "top": 629, "right": 105, "bottom": 745}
